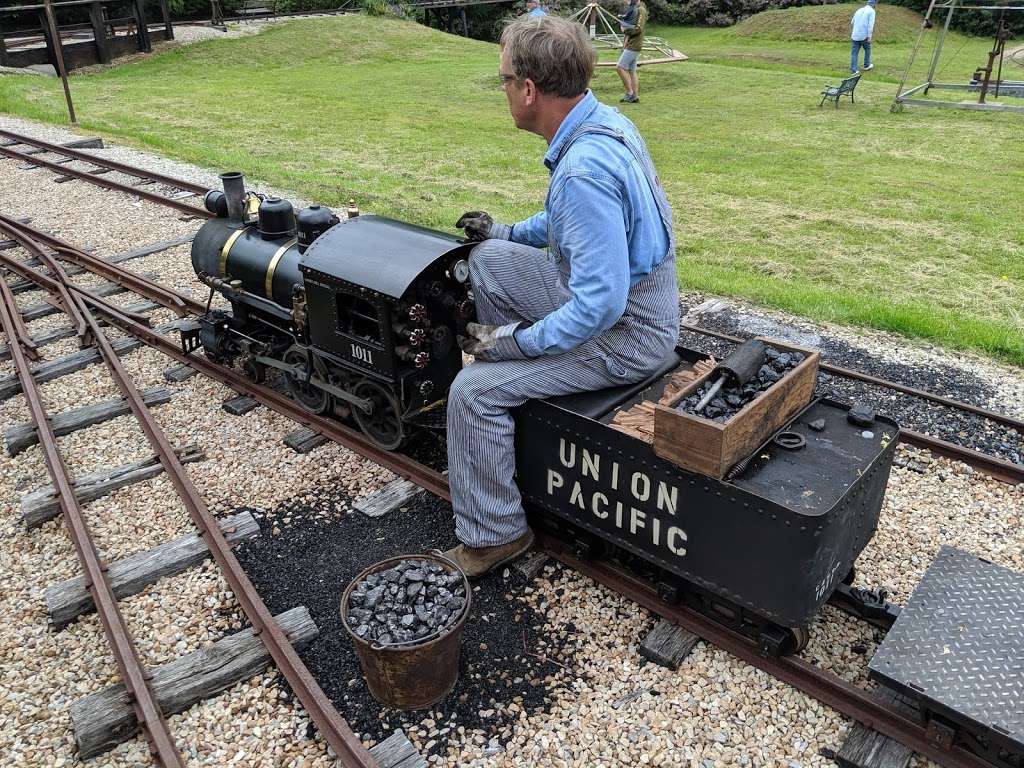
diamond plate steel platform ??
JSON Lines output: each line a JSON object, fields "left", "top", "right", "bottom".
{"left": 869, "top": 546, "right": 1024, "bottom": 755}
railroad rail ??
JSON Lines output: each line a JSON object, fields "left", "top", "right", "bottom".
{"left": 2, "top": 125, "right": 1019, "bottom": 484}
{"left": 0, "top": 216, "right": 995, "bottom": 768}
{"left": 0, "top": 129, "right": 214, "bottom": 219}
{"left": 0, "top": 217, "right": 378, "bottom": 768}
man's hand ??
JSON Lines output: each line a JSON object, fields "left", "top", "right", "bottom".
{"left": 455, "top": 211, "right": 495, "bottom": 241}
{"left": 458, "top": 323, "right": 499, "bottom": 356}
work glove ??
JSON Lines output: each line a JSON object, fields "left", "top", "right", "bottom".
{"left": 455, "top": 211, "right": 496, "bottom": 241}
{"left": 458, "top": 323, "right": 500, "bottom": 356}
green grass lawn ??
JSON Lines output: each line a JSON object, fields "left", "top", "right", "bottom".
{"left": 1, "top": 8, "right": 1022, "bottom": 363}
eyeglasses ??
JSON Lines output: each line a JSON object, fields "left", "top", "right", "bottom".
{"left": 499, "top": 73, "right": 518, "bottom": 88}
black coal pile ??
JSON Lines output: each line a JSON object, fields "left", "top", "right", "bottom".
{"left": 678, "top": 346, "right": 805, "bottom": 422}
{"left": 346, "top": 559, "right": 467, "bottom": 645}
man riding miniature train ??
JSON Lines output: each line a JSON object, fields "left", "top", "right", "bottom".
{"left": 443, "top": 15, "right": 679, "bottom": 577}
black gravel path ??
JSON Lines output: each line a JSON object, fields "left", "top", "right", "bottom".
{"left": 678, "top": 301, "right": 1024, "bottom": 467}
{"left": 234, "top": 491, "right": 570, "bottom": 756}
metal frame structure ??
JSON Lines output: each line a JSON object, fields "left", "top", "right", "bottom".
{"left": 566, "top": 2, "right": 686, "bottom": 66}
{"left": 893, "top": 0, "right": 1024, "bottom": 113}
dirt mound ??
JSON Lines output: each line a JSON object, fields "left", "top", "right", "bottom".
{"left": 733, "top": 3, "right": 926, "bottom": 43}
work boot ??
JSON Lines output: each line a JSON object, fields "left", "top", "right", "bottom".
{"left": 441, "top": 530, "right": 536, "bottom": 578}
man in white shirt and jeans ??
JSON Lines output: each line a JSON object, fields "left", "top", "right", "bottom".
{"left": 850, "top": 0, "right": 876, "bottom": 73}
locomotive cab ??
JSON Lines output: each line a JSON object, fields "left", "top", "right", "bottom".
{"left": 298, "top": 216, "right": 475, "bottom": 446}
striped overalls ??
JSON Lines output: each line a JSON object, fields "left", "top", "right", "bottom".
{"left": 446, "top": 122, "right": 680, "bottom": 548}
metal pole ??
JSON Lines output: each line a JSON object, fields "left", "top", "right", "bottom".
{"left": 924, "top": 0, "right": 956, "bottom": 91}
{"left": 42, "top": 0, "right": 77, "bottom": 125}
{"left": 892, "top": 0, "right": 937, "bottom": 109}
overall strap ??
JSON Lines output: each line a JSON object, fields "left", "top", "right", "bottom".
{"left": 554, "top": 121, "right": 676, "bottom": 261}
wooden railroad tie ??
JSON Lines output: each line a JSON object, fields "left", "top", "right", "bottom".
{"left": 514, "top": 551, "right": 551, "bottom": 581}
{"left": 4, "top": 386, "right": 172, "bottom": 457}
{"left": 45, "top": 510, "right": 258, "bottom": 628}
{"left": 163, "top": 364, "right": 197, "bottom": 383}
{"left": 370, "top": 730, "right": 428, "bottom": 768}
{"left": 836, "top": 687, "right": 916, "bottom": 768}
{"left": 21, "top": 444, "right": 206, "bottom": 529}
{"left": 354, "top": 477, "right": 423, "bottom": 518}
{"left": 222, "top": 395, "right": 260, "bottom": 416}
{"left": 639, "top": 619, "right": 701, "bottom": 670}
{"left": 283, "top": 426, "right": 329, "bottom": 454}
{"left": 70, "top": 605, "right": 319, "bottom": 760}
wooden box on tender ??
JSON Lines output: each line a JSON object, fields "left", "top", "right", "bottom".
{"left": 653, "top": 337, "right": 821, "bottom": 479}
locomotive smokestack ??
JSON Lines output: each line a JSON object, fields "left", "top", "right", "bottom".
{"left": 220, "top": 172, "right": 246, "bottom": 224}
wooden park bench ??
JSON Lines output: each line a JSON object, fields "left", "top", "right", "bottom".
{"left": 236, "top": 0, "right": 276, "bottom": 17}
{"left": 819, "top": 72, "right": 861, "bottom": 108}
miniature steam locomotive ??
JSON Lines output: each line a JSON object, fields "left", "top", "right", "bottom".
{"left": 183, "top": 172, "right": 474, "bottom": 449}
{"left": 185, "top": 174, "right": 898, "bottom": 656}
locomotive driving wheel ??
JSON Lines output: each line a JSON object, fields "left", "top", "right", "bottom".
{"left": 352, "top": 380, "right": 404, "bottom": 450}
{"left": 283, "top": 348, "right": 331, "bottom": 415}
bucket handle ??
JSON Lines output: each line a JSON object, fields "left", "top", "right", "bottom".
{"left": 364, "top": 550, "right": 469, "bottom": 651}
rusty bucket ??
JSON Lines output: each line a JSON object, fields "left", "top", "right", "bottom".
{"left": 341, "top": 553, "right": 470, "bottom": 710}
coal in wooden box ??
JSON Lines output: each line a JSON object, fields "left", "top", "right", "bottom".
{"left": 653, "top": 338, "right": 820, "bottom": 479}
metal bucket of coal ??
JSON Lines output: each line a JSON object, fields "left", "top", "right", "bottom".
{"left": 341, "top": 553, "right": 471, "bottom": 710}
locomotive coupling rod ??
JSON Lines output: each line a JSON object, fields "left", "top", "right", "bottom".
{"left": 254, "top": 354, "right": 375, "bottom": 412}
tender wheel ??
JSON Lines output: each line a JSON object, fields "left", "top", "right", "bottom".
{"left": 284, "top": 348, "right": 330, "bottom": 415}
{"left": 352, "top": 380, "right": 404, "bottom": 450}
{"left": 783, "top": 627, "right": 810, "bottom": 655}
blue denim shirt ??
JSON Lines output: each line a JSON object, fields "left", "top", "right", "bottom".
{"left": 490, "top": 91, "right": 671, "bottom": 359}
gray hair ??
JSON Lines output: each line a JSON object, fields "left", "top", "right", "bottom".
{"left": 500, "top": 15, "right": 595, "bottom": 98}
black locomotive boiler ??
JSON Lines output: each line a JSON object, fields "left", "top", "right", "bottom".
{"left": 184, "top": 173, "right": 899, "bottom": 656}
{"left": 183, "top": 173, "right": 475, "bottom": 449}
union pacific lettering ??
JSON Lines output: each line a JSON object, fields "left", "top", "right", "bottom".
{"left": 544, "top": 438, "right": 688, "bottom": 557}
